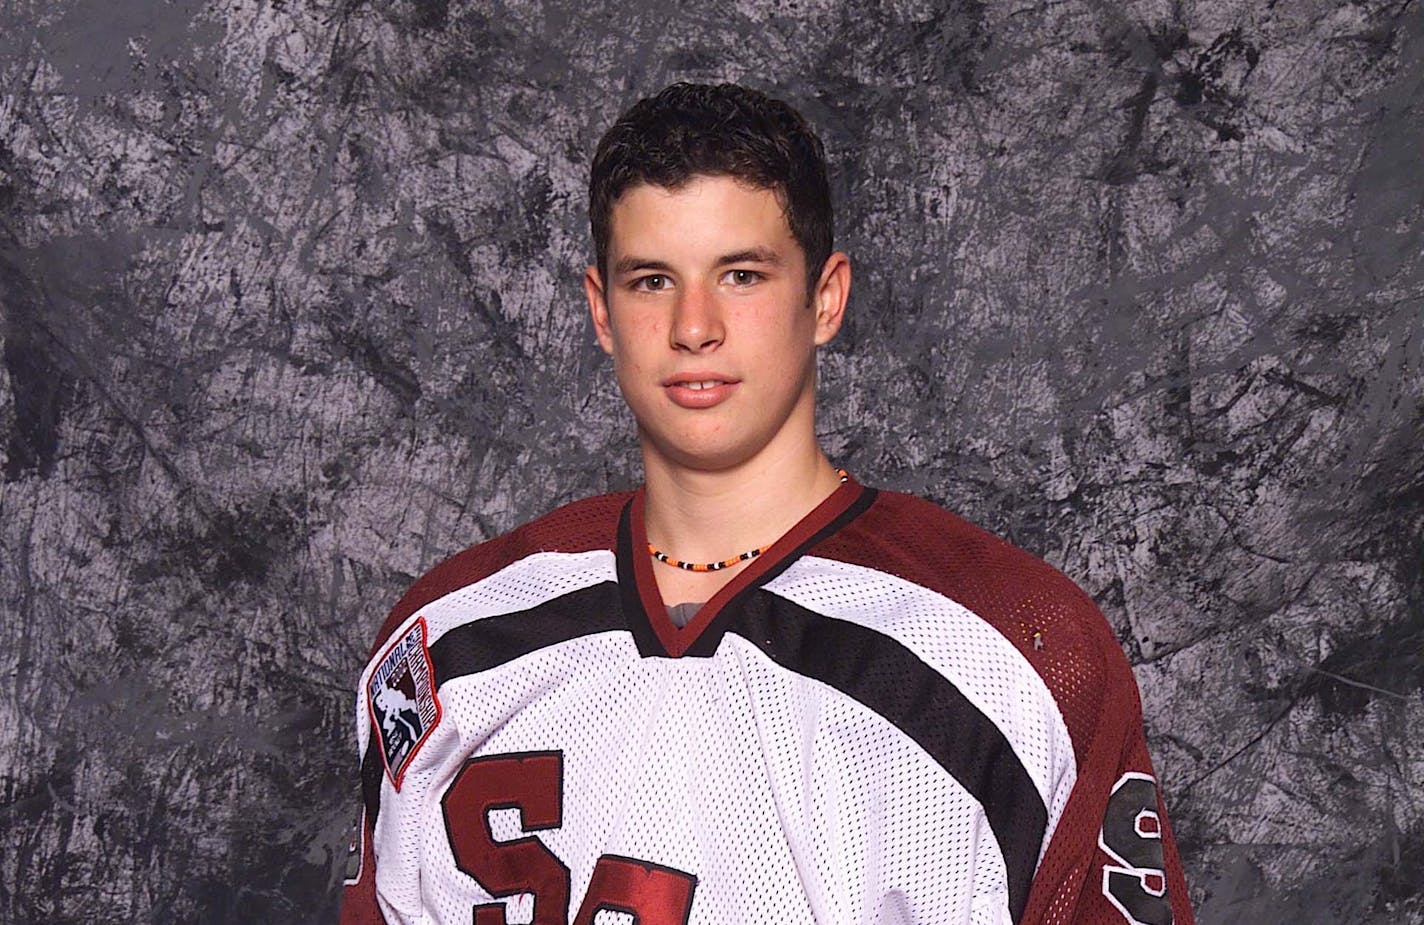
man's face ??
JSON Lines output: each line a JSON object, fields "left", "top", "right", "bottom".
{"left": 585, "top": 174, "right": 847, "bottom": 474}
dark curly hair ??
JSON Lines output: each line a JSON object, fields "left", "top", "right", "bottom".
{"left": 589, "top": 82, "right": 833, "bottom": 290}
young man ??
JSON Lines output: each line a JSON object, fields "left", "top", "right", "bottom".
{"left": 339, "top": 83, "right": 1194, "bottom": 925}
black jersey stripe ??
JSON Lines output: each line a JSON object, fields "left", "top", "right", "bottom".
{"left": 725, "top": 589, "right": 1046, "bottom": 924}
{"left": 426, "top": 581, "right": 626, "bottom": 680}
{"left": 362, "top": 582, "right": 626, "bottom": 826}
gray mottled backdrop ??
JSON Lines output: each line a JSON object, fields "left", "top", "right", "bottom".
{"left": 1, "top": 0, "right": 1420, "bottom": 922}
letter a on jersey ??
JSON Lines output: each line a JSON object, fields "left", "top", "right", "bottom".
{"left": 368, "top": 618, "right": 442, "bottom": 789}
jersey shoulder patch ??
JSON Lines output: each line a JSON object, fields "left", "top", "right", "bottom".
{"left": 368, "top": 617, "right": 442, "bottom": 789}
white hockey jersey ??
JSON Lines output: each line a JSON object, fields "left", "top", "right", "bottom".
{"left": 340, "top": 478, "right": 1193, "bottom": 925}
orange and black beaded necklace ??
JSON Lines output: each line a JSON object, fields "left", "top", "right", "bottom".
{"left": 646, "top": 469, "right": 849, "bottom": 572}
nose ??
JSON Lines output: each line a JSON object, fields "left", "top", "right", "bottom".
{"left": 670, "top": 283, "right": 725, "bottom": 353}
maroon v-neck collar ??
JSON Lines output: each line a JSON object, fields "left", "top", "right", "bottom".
{"left": 616, "top": 475, "right": 873, "bottom": 658}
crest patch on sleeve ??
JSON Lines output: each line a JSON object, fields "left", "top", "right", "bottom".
{"left": 367, "top": 617, "right": 442, "bottom": 789}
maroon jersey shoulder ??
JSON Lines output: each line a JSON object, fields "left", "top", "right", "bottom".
{"left": 366, "top": 491, "right": 631, "bottom": 657}
{"left": 815, "top": 489, "right": 1104, "bottom": 634}
{"left": 815, "top": 488, "right": 1141, "bottom": 757}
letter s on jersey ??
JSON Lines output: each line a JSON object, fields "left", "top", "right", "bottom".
{"left": 1099, "top": 772, "right": 1172, "bottom": 925}
{"left": 442, "top": 750, "right": 697, "bottom": 925}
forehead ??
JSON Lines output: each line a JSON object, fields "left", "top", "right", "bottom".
{"left": 607, "top": 175, "right": 796, "bottom": 257}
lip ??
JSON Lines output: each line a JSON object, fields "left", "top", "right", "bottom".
{"left": 663, "top": 371, "right": 740, "bottom": 409}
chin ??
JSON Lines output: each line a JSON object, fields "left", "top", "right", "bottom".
{"left": 662, "top": 444, "right": 750, "bottom": 474}
{"left": 642, "top": 430, "right": 763, "bottom": 474}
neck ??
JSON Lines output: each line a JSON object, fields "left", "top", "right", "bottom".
{"left": 640, "top": 437, "right": 843, "bottom": 565}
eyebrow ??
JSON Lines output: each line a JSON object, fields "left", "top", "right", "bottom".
{"left": 715, "top": 247, "right": 783, "bottom": 267}
{"left": 612, "top": 247, "right": 784, "bottom": 277}
{"left": 612, "top": 256, "right": 674, "bottom": 276}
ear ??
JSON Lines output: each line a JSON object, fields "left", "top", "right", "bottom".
{"left": 585, "top": 264, "right": 615, "bottom": 356}
{"left": 811, "top": 251, "right": 851, "bottom": 346}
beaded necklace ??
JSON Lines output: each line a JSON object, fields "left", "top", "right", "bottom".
{"left": 646, "top": 469, "right": 849, "bottom": 572}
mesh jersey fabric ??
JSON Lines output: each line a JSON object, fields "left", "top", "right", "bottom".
{"left": 339, "top": 477, "right": 1195, "bottom": 925}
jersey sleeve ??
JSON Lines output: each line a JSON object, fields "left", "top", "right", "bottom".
{"left": 339, "top": 639, "right": 397, "bottom": 925}
{"left": 338, "top": 805, "right": 386, "bottom": 925}
{"left": 1022, "top": 649, "right": 1195, "bottom": 925}
{"left": 336, "top": 546, "right": 491, "bottom": 925}
{"left": 335, "top": 584, "right": 431, "bottom": 925}
{"left": 334, "top": 491, "right": 629, "bottom": 925}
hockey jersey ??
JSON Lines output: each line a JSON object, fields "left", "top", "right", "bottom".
{"left": 339, "top": 477, "right": 1194, "bottom": 925}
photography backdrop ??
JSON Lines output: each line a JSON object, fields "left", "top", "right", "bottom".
{"left": 1, "top": 0, "right": 1421, "bottom": 922}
